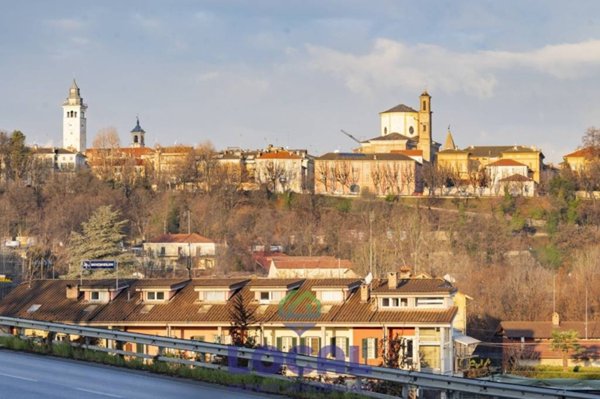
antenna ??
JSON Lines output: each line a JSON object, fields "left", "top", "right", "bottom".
{"left": 340, "top": 129, "right": 362, "bottom": 144}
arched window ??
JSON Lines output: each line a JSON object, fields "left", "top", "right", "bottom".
{"left": 134, "top": 135, "right": 139, "bottom": 143}
{"left": 422, "top": 101, "right": 427, "bottom": 110}
{"left": 74, "top": 111, "right": 77, "bottom": 118}
{"left": 384, "top": 127, "right": 387, "bottom": 135}
{"left": 409, "top": 126, "right": 414, "bottom": 135}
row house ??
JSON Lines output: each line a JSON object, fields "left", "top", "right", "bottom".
{"left": 0, "top": 272, "right": 477, "bottom": 376}
{"left": 498, "top": 313, "right": 600, "bottom": 368}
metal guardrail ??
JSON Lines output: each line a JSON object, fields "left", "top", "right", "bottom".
{"left": 0, "top": 316, "right": 597, "bottom": 399}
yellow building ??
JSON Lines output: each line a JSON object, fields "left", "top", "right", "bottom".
{"left": 563, "top": 147, "right": 599, "bottom": 172}
{"left": 437, "top": 131, "right": 545, "bottom": 183}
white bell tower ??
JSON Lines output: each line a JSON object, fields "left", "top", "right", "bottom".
{"left": 62, "top": 79, "right": 87, "bottom": 152}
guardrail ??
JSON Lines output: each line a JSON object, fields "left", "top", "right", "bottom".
{"left": 0, "top": 316, "right": 596, "bottom": 399}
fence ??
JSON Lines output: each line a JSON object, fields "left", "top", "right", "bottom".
{"left": 0, "top": 316, "right": 596, "bottom": 399}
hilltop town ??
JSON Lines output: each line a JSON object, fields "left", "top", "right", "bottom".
{"left": 1, "top": 80, "right": 599, "bottom": 383}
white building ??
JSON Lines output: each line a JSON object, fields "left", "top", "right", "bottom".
{"left": 62, "top": 79, "right": 87, "bottom": 153}
{"left": 31, "top": 147, "right": 86, "bottom": 171}
{"left": 143, "top": 233, "right": 218, "bottom": 270}
{"left": 267, "top": 256, "right": 358, "bottom": 278}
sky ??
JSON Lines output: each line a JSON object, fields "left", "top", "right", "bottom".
{"left": 1, "top": 1, "right": 600, "bottom": 163}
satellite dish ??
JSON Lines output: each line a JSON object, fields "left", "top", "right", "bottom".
{"left": 443, "top": 274, "right": 456, "bottom": 284}
{"left": 364, "top": 272, "right": 373, "bottom": 285}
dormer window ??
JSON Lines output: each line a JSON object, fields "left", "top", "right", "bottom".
{"left": 257, "top": 290, "right": 284, "bottom": 304}
{"left": 381, "top": 297, "right": 408, "bottom": 308}
{"left": 201, "top": 290, "right": 227, "bottom": 302}
{"left": 146, "top": 291, "right": 166, "bottom": 301}
{"left": 320, "top": 290, "right": 343, "bottom": 302}
{"left": 416, "top": 297, "right": 444, "bottom": 307}
{"left": 89, "top": 291, "right": 108, "bottom": 303}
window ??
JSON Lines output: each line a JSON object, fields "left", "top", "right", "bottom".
{"left": 321, "top": 290, "right": 343, "bottom": 302}
{"left": 159, "top": 247, "right": 165, "bottom": 256}
{"left": 147, "top": 291, "right": 165, "bottom": 301}
{"left": 419, "top": 345, "right": 440, "bottom": 370}
{"left": 89, "top": 291, "right": 107, "bottom": 302}
{"left": 361, "top": 338, "right": 378, "bottom": 360}
{"left": 422, "top": 100, "right": 426, "bottom": 110}
{"left": 302, "top": 336, "right": 321, "bottom": 356}
{"left": 202, "top": 291, "right": 226, "bottom": 302}
{"left": 331, "top": 337, "right": 349, "bottom": 358}
{"left": 416, "top": 297, "right": 444, "bottom": 307}
{"left": 381, "top": 297, "right": 408, "bottom": 308}
{"left": 409, "top": 126, "right": 414, "bottom": 135}
{"left": 384, "top": 127, "right": 388, "bottom": 135}
{"left": 260, "top": 291, "right": 270, "bottom": 302}
{"left": 277, "top": 336, "right": 297, "bottom": 352}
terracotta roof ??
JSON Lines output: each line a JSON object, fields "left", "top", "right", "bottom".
{"left": 271, "top": 256, "right": 353, "bottom": 270}
{"left": 390, "top": 150, "right": 423, "bottom": 156}
{"left": 134, "top": 279, "right": 190, "bottom": 290}
{"left": 564, "top": 146, "right": 600, "bottom": 159}
{"left": 500, "top": 321, "right": 600, "bottom": 339}
{"left": 498, "top": 174, "right": 533, "bottom": 182}
{"left": 257, "top": 151, "right": 302, "bottom": 160}
{"left": 488, "top": 159, "right": 528, "bottom": 167}
{"left": 317, "top": 152, "right": 414, "bottom": 162}
{"left": 0, "top": 277, "right": 459, "bottom": 327}
{"left": 146, "top": 233, "right": 214, "bottom": 244}
{"left": 253, "top": 252, "right": 287, "bottom": 270}
{"left": 380, "top": 104, "right": 418, "bottom": 113}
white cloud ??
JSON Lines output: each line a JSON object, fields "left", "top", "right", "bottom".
{"left": 307, "top": 38, "right": 600, "bottom": 98}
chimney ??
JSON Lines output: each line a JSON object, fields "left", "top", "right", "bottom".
{"left": 66, "top": 284, "right": 79, "bottom": 300}
{"left": 387, "top": 272, "right": 398, "bottom": 289}
{"left": 360, "top": 283, "right": 370, "bottom": 303}
{"left": 552, "top": 312, "right": 560, "bottom": 327}
{"left": 399, "top": 266, "right": 411, "bottom": 279}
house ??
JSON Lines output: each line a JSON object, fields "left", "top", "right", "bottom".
{"left": 31, "top": 146, "right": 86, "bottom": 172}
{"left": 143, "top": 233, "right": 218, "bottom": 271}
{"left": 563, "top": 147, "right": 600, "bottom": 172}
{"left": 314, "top": 152, "right": 422, "bottom": 196}
{"left": 267, "top": 256, "right": 358, "bottom": 279}
{"left": 498, "top": 313, "right": 600, "bottom": 368}
{"left": 0, "top": 271, "right": 476, "bottom": 376}
{"left": 437, "top": 140, "right": 545, "bottom": 184}
{"left": 254, "top": 148, "right": 314, "bottom": 194}
{"left": 486, "top": 159, "right": 536, "bottom": 196}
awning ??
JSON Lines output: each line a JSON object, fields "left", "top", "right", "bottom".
{"left": 454, "top": 334, "right": 480, "bottom": 346}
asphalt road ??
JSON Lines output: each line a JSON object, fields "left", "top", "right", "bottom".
{"left": 0, "top": 350, "right": 277, "bottom": 398}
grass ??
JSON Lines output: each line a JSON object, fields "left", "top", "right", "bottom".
{"left": 0, "top": 335, "right": 370, "bottom": 399}
{"left": 512, "top": 365, "right": 600, "bottom": 380}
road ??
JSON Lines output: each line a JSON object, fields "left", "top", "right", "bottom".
{"left": 0, "top": 350, "right": 277, "bottom": 398}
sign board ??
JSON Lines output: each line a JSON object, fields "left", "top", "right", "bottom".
{"left": 82, "top": 260, "right": 116, "bottom": 270}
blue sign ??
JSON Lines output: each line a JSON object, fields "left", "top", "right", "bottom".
{"left": 82, "top": 260, "right": 116, "bottom": 270}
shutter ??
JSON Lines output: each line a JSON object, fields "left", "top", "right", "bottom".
{"left": 362, "top": 338, "right": 368, "bottom": 362}
{"left": 374, "top": 338, "right": 379, "bottom": 358}
{"left": 316, "top": 338, "right": 321, "bottom": 356}
{"left": 292, "top": 337, "right": 298, "bottom": 352}
{"left": 331, "top": 337, "right": 336, "bottom": 354}
{"left": 276, "top": 337, "right": 282, "bottom": 351}
{"left": 300, "top": 337, "right": 306, "bottom": 354}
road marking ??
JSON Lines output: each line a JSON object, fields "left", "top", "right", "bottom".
{"left": 74, "top": 387, "right": 123, "bottom": 398}
{"left": 0, "top": 371, "right": 38, "bottom": 382}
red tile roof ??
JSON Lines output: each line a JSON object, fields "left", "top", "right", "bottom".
{"left": 257, "top": 151, "right": 302, "bottom": 160}
{"left": 564, "top": 146, "right": 600, "bottom": 159}
{"left": 146, "top": 233, "right": 214, "bottom": 244}
{"left": 488, "top": 159, "right": 527, "bottom": 167}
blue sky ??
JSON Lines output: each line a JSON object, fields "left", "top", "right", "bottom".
{"left": 1, "top": 1, "right": 600, "bottom": 163}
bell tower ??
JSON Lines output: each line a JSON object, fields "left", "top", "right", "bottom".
{"left": 131, "top": 117, "right": 145, "bottom": 148}
{"left": 62, "top": 79, "right": 87, "bottom": 152}
{"left": 417, "top": 91, "right": 432, "bottom": 162}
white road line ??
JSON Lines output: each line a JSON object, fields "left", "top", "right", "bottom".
{"left": 0, "top": 371, "right": 38, "bottom": 382}
{"left": 74, "top": 387, "right": 123, "bottom": 398}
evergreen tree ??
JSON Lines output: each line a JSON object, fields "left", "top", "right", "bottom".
{"left": 67, "top": 205, "right": 130, "bottom": 275}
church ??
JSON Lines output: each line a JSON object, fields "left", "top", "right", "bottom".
{"left": 355, "top": 91, "right": 440, "bottom": 163}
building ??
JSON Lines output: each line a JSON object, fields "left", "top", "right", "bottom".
{"left": 143, "top": 233, "right": 218, "bottom": 271}
{"left": 30, "top": 146, "right": 86, "bottom": 172}
{"left": 0, "top": 271, "right": 476, "bottom": 375}
{"left": 437, "top": 132, "right": 545, "bottom": 184}
{"left": 62, "top": 79, "right": 87, "bottom": 153}
{"left": 563, "top": 147, "right": 600, "bottom": 172}
{"left": 130, "top": 117, "right": 146, "bottom": 148}
{"left": 498, "top": 313, "right": 600, "bottom": 368}
{"left": 267, "top": 256, "right": 358, "bottom": 279}
{"left": 486, "top": 159, "right": 536, "bottom": 196}
{"left": 375, "top": 92, "right": 439, "bottom": 162}
{"left": 314, "top": 152, "right": 422, "bottom": 196}
{"left": 254, "top": 148, "right": 314, "bottom": 193}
